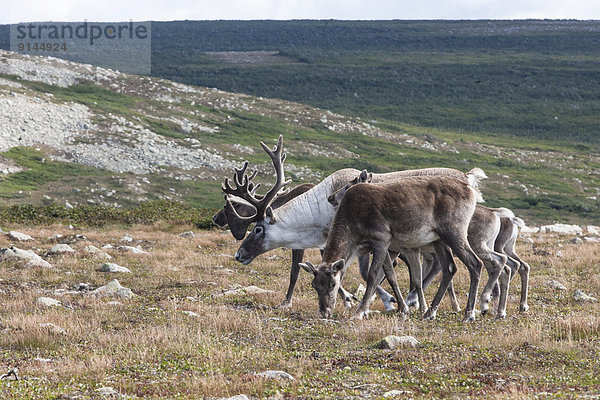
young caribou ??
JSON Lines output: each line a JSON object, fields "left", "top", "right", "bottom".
{"left": 300, "top": 176, "right": 485, "bottom": 322}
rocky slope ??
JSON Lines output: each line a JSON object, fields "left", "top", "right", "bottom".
{"left": 0, "top": 50, "right": 599, "bottom": 223}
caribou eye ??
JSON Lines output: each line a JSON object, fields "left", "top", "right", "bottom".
{"left": 254, "top": 226, "right": 263, "bottom": 235}
{"left": 329, "top": 281, "right": 336, "bottom": 289}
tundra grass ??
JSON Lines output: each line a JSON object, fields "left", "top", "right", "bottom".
{"left": 0, "top": 225, "right": 599, "bottom": 398}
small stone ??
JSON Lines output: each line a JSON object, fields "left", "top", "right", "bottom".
{"left": 574, "top": 289, "right": 598, "bottom": 302}
{"left": 555, "top": 250, "right": 564, "bottom": 258}
{"left": 37, "top": 297, "right": 62, "bottom": 307}
{"left": 120, "top": 234, "right": 134, "bottom": 242}
{"left": 255, "top": 370, "right": 295, "bottom": 381}
{"left": 8, "top": 231, "right": 33, "bottom": 241}
{"left": 219, "top": 285, "right": 275, "bottom": 296}
{"left": 571, "top": 237, "right": 583, "bottom": 244}
{"left": 102, "top": 244, "right": 114, "bottom": 250}
{"left": 33, "top": 357, "right": 53, "bottom": 363}
{"left": 47, "top": 244, "right": 75, "bottom": 255}
{"left": 25, "top": 257, "right": 54, "bottom": 269}
{"left": 39, "top": 322, "right": 66, "bottom": 334}
{"left": 75, "top": 282, "right": 91, "bottom": 291}
{"left": 179, "top": 231, "right": 195, "bottom": 238}
{"left": 384, "top": 389, "right": 413, "bottom": 398}
{"left": 88, "top": 279, "right": 136, "bottom": 299}
{"left": 547, "top": 280, "right": 567, "bottom": 291}
{"left": 584, "top": 237, "right": 600, "bottom": 243}
{"left": 118, "top": 245, "right": 149, "bottom": 255}
{"left": 354, "top": 283, "right": 366, "bottom": 299}
{"left": 223, "top": 396, "right": 249, "bottom": 400}
{"left": 182, "top": 310, "right": 199, "bottom": 317}
{"left": 48, "top": 234, "right": 64, "bottom": 241}
{"left": 97, "top": 262, "right": 131, "bottom": 274}
{"left": 94, "top": 386, "right": 124, "bottom": 398}
{"left": 377, "top": 335, "right": 419, "bottom": 350}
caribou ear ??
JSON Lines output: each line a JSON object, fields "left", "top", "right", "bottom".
{"left": 366, "top": 173, "right": 373, "bottom": 183}
{"left": 331, "top": 259, "right": 345, "bottom": 273}
{"left": 299, "top": 262, "right": 317, "bottom": 275}
{"left": 266, "top": 206, "right": 276, "bottom": 224}
{"left": 359, "top": 169, "right": 369, "bottom": 182}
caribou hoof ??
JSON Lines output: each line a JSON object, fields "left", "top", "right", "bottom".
{"left": 520, "top": 303, "right": 529, "bottom": 313}
{"left": 423, "top": 309, "right": 437, "bottom": 321}
{"left": 277, "top": 300, "right": 292, "bottom": 309}
{"left": 462, "top": 312, "right": 476, "bottom": 323}
{"left": 495, "top": 312, "right": 507, "bottom": 320}
{"left": 383, "top": 301, "right": 397, "bottom": 313}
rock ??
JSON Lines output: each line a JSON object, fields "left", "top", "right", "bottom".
{"left": 222, "top": 395, "right": 249, "bottom": 400}
{"left": 584, "top": 237, "right": 600, "bottom": 243}
{"left": 37, "top": 297, "right": 62, "bottom": 307}
{"left": 88, "top": 279, "right": 136, "bottom": 299}
{"left": 571, "top": 237, "right": 583, "bottom": 244}
{"left": 354, "top": 283, "right": 366, "bottom": 299}
{"left": 94, "top": 386, "right": 126, "bottom": 398}
{"left": 555, "top": 250, "right": 565, "bottom": 258}
{"left": 33, "top": 357, "right": 53, "bottom": 363}
{"left": 47, "top": 244, "right": 75, "bottom": 255}
{"left": 102, "top": 244, "right": 114, "bottom": 250}
{"left": 120, "top": 234, "right": 134, "bottom": 242}
{"left": 179, "top": 231, "right": 195, "bottom": 238}
{"left": 39, "top": 322, "right": 66, "bottom": 334}
{"left": 520, "top": 225, "right": 539, "bottom": 234}
{"left": 255, "top": 370, "right": 295, "bottom": 381}
{"left": 48, "top": 234, "right": 64, "bottom": 241}
{"left": 118, "top": 245, "right": 149, "bottom": 255}
{"left": 219, "top": 285, "right": 275, "bottom": 296}
{"left": 377, "top": 335, "right": 419, "bottom": 350}
{"left": 25, "top": 257, "right": 54, "bottom": 269}
{"left": 539, "top": 223, "right": 583, "bottom": 235}
{"left": 586, "top": 225, "right": 600, "bottom": 236}
{"left": 384, "top": 390, "right": 413, "bottom": 398}
{"left": 546, "top": 280, "right": 567, "bottom": 291}
{"left": 74, "top": 282, "right": 92, "bottom": 291}
{"left": 0, "top": 246, "right": 54, "bottom": 268}
{"left": 97, "top": 262, "right": 131, "bottom": 274}
{"left": 7, "top": 231, "right": 33, "bottom": 241}
{"left": 574, "top": 290, "right": 598, "bottom": 302}
{"left": 182, "top": 310, "right": 199, "bottom": 317}
{"left": 524, "top": 238, "right": 535, "bottom": 244}
{"left": 85, "top": 246, "right": 112, "bottom": 259}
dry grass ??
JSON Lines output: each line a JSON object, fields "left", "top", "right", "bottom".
{"left": 0, "top": 224, "right": 599, "bottom": 399}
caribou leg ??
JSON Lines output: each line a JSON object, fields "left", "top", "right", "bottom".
{"left": 357, "top": 254, "right": 396, "bottom": 311}
{"left": 354, "top": 245, "right": 392, "bottom": 319}
{"left": 279, "top": 249, "right": 304, "bottom": 308}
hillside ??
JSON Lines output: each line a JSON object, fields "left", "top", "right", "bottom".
{"left": 0, "top": 49, "right": 599, "bottom": 225}
{"left": 149, "top": 20, "right": 600, "bottom": 143}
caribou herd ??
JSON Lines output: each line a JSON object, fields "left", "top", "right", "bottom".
{"left": 212, "top": 135, "right": 530, "bottom": 322}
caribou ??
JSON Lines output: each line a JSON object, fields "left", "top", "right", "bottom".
{"left": 326, "top": 170, "right": 528, "bottom": 319}
{"left": 220, "top": 135, "right": 487, "bottom": 316}
{"left": 299, "top": 176, "right": 486, "bottom": 322}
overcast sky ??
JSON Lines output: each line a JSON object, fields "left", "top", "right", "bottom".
{"left": 4, "top": 0, "right": 600, "bottom": 23}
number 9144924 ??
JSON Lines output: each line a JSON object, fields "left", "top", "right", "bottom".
{"left": 17, "top": 42, "right": 67, "bottom": 52}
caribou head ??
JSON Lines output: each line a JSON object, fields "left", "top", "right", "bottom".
{"left": 300, "top": 260, "right": 345, "bottom": 319}
{"left": 327, "top": 169, "right": 372, "bottom": 207}
{"left": 221, "top": 135, "right": 290, "bottom": 251}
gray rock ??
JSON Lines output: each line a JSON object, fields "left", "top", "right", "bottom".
{"left": 47, "top": 244, "right": 75, "bottom": 255}
{"left": 377, "top": 335, "right": 419, "bottom": 350}
{"left": 88, "top": 279, "right": 136, "bottom": 299}
{"left": 97, "top": 262, "right": 131, "bottom": 274}
{"left": 118, "top": 245, "right": 149, "bottom": 255}
{"left": 574, "top": 289, "right": 598, "bottom": 302}
{"left": 84, "top": 245, "right": 112, "bottom": 260}
{"left": 255, "top": 370, "right": 295, "bottom": 381}
{"left": 120, "top": 234, "right": 134, "bottom": 242}
{"left": 571, "top": 237, "right": 583, "bottom": 244}
{"left": 7, "top": 231, "right": 33, "bottom": 241}
{"left": 94, "top": 386, "right": 127, "bottom": 398}
{"left": 219, "top": 285, "right": 274, "bottom": 296}
{"left": 547, "top": 280, "right": 567, "bottom": 291}
{"left": 37, "top": 297, "right": 62, "bottom": 307}
{"left": 179, "top": 231, "right": 195, "bottom": 238}
{"left": 39, "top": 322, "right": 66, "bottom": 334}
{"left": 222, "top": 396, "right": 249, "bottom": 400}
{"left": 383, "top": 389, "right": 413, "bottom": 398}
{"left": 25, "top": 257, "right": 54, "bottom": 269}
{"left": 182, "top": 310, "right": 199, "bottom": 317}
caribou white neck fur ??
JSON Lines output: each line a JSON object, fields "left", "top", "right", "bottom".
{"left": 263, "top": 168, "right": 360, "bottom": 250}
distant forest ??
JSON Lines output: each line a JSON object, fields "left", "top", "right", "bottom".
{"left": 3, "top": 20, "right": 600, "bottom": 143}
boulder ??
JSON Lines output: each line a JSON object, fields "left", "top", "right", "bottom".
{"left": 255, "top": 370, "right": 295, "bottom": 381}
{"left": 574, "top": 290, "right": 598, "bottom": 302}
{"left": 546, "top": 280, "right": 567, "bottom": 291}
{"left": 377, "top": 335, "right": 419, "bottom": 350}
{"left": 539, "top": 223, "right": 583, "bottom": 235}
{"left": 7, "top": 231, "right": 33, "bottom": 241}
{"left": 47, "top": 244, "right": 75, "bottom": 255}
{"left": 88, "top": 279, "right": 136, "bottom": 299}
{"left": 97, "top": 262, "right": 131, "bottom": 274}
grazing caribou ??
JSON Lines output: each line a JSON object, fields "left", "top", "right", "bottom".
{"left": 300, "top": 176, "right": 485, "bottom": 322}
{"left": 221, "top": 136, "right": 486, "bottom": 314}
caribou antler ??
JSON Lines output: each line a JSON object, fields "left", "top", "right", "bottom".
{"left": 221, "top": 135, "right": 290, "bottom": 239}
